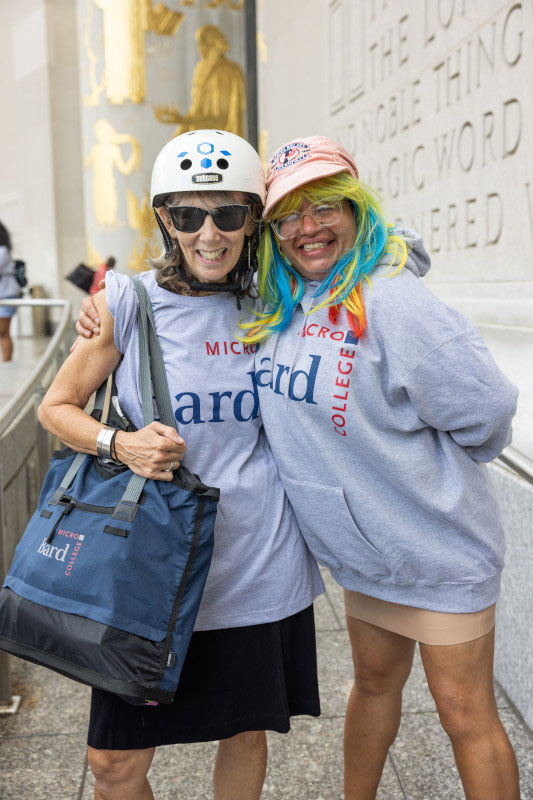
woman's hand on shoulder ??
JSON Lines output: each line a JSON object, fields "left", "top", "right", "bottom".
{"left": 71, "top": 282, "right": 106, "bottom": 350}
{"left": 115, "top": 423, "right": 186, "bottom": 482}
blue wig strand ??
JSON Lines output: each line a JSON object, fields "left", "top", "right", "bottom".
{"left": 265, "top": 227, "right": 304, "bottom": 333}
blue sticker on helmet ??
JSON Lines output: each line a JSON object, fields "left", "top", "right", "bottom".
{"left": 198, "top": 142, "right": 215, "bottom": 155}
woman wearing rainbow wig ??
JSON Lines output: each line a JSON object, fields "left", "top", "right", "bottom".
{"left": 240, "top": 136, "right": 520, "bottom": 799}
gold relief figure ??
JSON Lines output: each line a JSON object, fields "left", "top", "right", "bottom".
{"left": 258, "top": 129, "right": 268, "bottom": 169}
{"left": 154, "top": 25, "right": 246, "bottom": 137}
{"left": 83, "top": 0, "right": 105, "bottom": 106}
{"left": 142, "top": 0, "right": 184, "bottom": 35}
{"left": 85, "top": 120, "right": 141, "bottom": 227}
{"left": 95, "top": 0, "right": 146, "bottom": 104}
{"left": 127, "top": 189, "right": 159, "bottom": 271}
{"left": 179, "top": 0, "right": 244, "bottom": 6}
{"left": 94, "top": 0, "right": 182, "bottom": 105}
{"left": 205, "top": 0, "right": 245, "bottom": 8}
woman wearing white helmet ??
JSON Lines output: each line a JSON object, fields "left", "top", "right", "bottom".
{"left": 39, "top": 130, "right": 323, "bottom": 800}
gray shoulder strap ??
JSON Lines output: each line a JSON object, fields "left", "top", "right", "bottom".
{"left": 132, "top": 277, "right": 177, "bottom": 430}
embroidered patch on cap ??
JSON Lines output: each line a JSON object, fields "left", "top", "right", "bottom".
{"left": 270, "top": 142, "right": 311, "bottom": 173}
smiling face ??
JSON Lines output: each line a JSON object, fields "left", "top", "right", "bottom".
{"left": 277, "top": 197, "right": 357, "bottom": 281}
{"left": 158, "top": 191, "right": 253, "bottom": 285}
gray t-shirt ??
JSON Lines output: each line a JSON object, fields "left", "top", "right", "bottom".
{"left": 107, "top": 270, "right": 323, "bottom": 630}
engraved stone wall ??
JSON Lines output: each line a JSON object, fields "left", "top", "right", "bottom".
{"left": 329, "top": 1, "right": 531, "bottom": 289}
{"left": 327, "top": 0, "right": 533, "bottom": 455}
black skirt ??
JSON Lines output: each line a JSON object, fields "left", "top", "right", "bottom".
{"left": 88, "top": 605, "right": 320, "bottom": 749}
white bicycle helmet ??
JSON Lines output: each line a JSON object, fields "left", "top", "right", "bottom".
{"left": 151, "top": 130, "right": 265, "bottom": 304}
{"left": 151, "top": 129, "right": 265, "bottom": 207}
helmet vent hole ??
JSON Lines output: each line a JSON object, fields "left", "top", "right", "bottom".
{"left": 180, "top": 159, "right": 192, "bottom": 170}
{"left": 217, "top": 158, "right": 229, "bottom": 169}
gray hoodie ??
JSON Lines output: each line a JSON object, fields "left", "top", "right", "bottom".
{"left": 257, "top": 230, "right": 518, "bottom": 613}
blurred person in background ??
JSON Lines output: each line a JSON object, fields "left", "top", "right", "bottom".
{"left": 90, "top": 256, "right": 116, "bottom": 296}
{"left": 0, "top": 220, "right": 20, "bottom": 362}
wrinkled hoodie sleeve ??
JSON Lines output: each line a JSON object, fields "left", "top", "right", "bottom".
{"left": 397, "top": 327, "right": 518, "bottom": 462}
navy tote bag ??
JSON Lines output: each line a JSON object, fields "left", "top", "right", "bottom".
{"left": 0, "top": 278, "right": 219, "bottom": 704}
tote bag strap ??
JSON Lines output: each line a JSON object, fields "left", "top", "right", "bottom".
{"left": 132, "top": 277, "right": 177, "bottom": 430}
{"left": 93, "top": 375, "right": 111, "bottom": 420}
{"left": 50, "top": 380, "right": 112, "bottom": 502}
{"left": 52, "top": 369, "right": 116, "bottom": 502}
{"left": 111, "top": 277, "right": 164, "bottom": 520}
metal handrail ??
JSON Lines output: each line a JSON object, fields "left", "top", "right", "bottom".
{"left": 0, "top": 298, "right": 72, "bottom": 437}
{"left": 496, "top": 446, "right": 533, "bottom": 485}
{"left": 0, "top": 297, "right": 71, "bottom": 712}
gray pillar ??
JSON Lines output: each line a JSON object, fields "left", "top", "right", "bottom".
{"left": 245, "top": 0, "right": 258, "bottom": 148}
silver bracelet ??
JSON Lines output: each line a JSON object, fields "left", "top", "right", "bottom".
{"left": 96, "top": 427, "right": 116, "bottom": 461}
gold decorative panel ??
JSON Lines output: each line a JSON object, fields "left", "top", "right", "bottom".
{"left": 92, "top": 0, "right": 183, "bottom": 106}
{"left": 154, "top": 24, "right": 246, "bottom": 137}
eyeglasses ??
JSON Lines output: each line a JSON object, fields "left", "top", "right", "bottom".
{"left": 166, "top": 204, "right": 250, "bottom": 233}
{"left": 270, "top": 197, "right": 345, "bottom": 240}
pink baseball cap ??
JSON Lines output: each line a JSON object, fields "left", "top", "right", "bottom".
{"left": 264, "top": 136, "right": 359, "bottom": 216}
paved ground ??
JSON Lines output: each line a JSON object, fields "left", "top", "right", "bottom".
{"left": 0, "top": 568, "right": 532, "bottom": 800}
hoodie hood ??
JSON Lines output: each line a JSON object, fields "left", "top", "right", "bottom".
{"left": 395, "top": 227, "right": 431, "bottom": 278}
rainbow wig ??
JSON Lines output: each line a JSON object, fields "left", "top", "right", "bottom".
{"left": 239, "top": 173, "right": 408, "bottom": 344}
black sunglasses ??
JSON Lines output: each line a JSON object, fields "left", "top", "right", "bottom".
{"left": 166, "top": 204, "right": 250, "bottom": 233}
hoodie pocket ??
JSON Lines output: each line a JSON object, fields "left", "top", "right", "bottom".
{"left": 280, "top": 474, "right": 388, "bottom": 580}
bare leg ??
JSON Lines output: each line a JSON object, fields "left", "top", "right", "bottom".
{"left": 213, "top": 730, "right": 267, "bottom": 800}
{"left": 88, "top": 746, "right": 155, "bottom": 800}
{"left": 0, "top": 317, "right": 13, "bottom": 362}
{"left": 344, "top": 616, "right": 416, "bottom": 800}
{"left": 421, "top": 628, "right": 520, "bottom": 800}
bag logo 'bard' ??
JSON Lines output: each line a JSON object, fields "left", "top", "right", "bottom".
{"left": 37, "top": 530, "right": 85, "bottom": 576}
{"left": 37, "top": 539, "right": 70, "bottom": 562}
